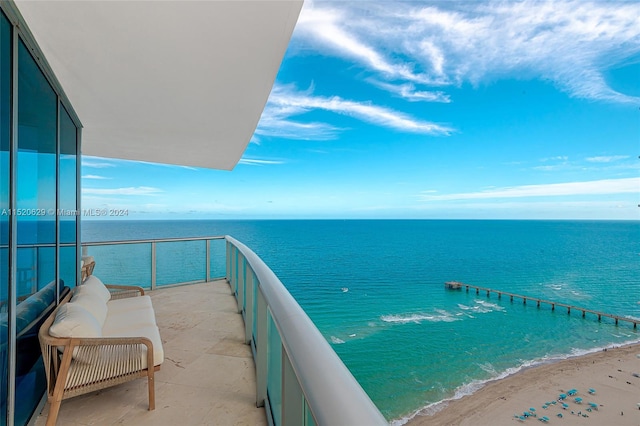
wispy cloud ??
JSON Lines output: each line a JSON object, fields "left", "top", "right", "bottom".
{"left": 419, "top": 177, "right": 639, "bottom": 201}
{"left": 541, "top": 156, "right": 569, "bottom": 162}
{"left": 256, "top": 109, "right": 343, "bottom": 141}
{"left": 296, "top": 5, "right": 443, "bottom": 85}
{"left": 586, "top": 155, "right": 630, "bottom": 163}
{"left": 366, "top": 79, "right": 451, "bottom": 103}
{"left": 81, "top": 158, "right": 117, "bottom": 169}
{"left": 260, "top": 84, "right": 453, "bottom": 137}
{"left": 238, "top": 158, "right": 286, "bottom": 166}
{"left": 295, "top": 1, "right": 640, "bottom": 104}
{"left": 82, "top": 174, "right": 111, "bottom": 180}
{"left": 82, "top": 186, "right": 163, "bottom": 196}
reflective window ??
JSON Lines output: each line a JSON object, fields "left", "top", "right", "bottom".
{"left": 15, "top": 38, "right": 57, "bottom": 425}
{"left": 0, "top": 10, "right": 10, "bottom": 426}
{"left": 59, "top": 246, "right": 76, "bottom": 290}
{"left": 59, "top": 105, "right": 76, "bottom": 244}
{"left": 0, "top": 10, "right": 79, "bottom": 425}
{"left": 17, "top": 39, "right": 56, "bottom": 247}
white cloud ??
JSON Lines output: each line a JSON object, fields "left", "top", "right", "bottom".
{"left": 238, "top": 158, "right": 285, "bottom": 166}
{"left": 296, "top": 5, "right": 440, "bottom": 85}
{"left": 263, "top": 84, "right": 453, "bottom": 136}
{"left": 256, "top": 113, "right": 342, "bottom": 141}
{"left": 81, "top": 158, "right": 117, "bottom": 168}
{"left": 586, "top": 155, "right": 630, "bottom": 163}
{"left": 82, "top": 174, "right": 111, "bottom": 180}
{"left": 295, "top": 1, "right": 640, "bottom": 104}
{"left": 367, "top": 79, "right": 451, "bottom": 103}
{"left": 82, "top": 186, "right": 163, "bottom": 196}
{"left": 541, "top": 156, "right": 569, "bottom": 162}
{"left": 420, "top": 177, "right": 639, "bottom": 201}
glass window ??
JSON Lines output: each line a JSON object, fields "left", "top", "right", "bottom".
{"left": 59, "top": 105, "right": 76, "bottom": 244}
{"left": 15, "top": 37, "right": 57, "bottom": 426}
{"left": 17, "top": 39, "right": 56, "bottom": 247}
{"left": 59, "top": 246, "right": 76, "bottom": 290}
{"left": 0, "top": 10, "right": 10, "bottom": 426}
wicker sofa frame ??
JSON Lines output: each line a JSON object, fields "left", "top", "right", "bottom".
{"left": 38, "top": 284, "right": 159, "bottom": 426}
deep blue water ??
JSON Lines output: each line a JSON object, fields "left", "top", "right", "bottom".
{"left": 82, "top": 220, "right": 640, "bottom": 422}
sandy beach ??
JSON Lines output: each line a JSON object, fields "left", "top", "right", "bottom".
{"left": 406, "top": 343, "right": 640, "bottom": 426}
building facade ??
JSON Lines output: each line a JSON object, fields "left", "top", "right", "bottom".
{"left": 1, "top": 3, "right": 81, "bottom": 424}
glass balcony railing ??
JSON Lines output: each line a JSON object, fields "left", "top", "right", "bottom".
{"left": 82, "top": 237, "right": 227, "bottom": 288}
{"left": 82, "top": 236, "right": 387, "bottom": 425}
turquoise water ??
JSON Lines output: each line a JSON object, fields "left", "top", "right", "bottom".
{"left": 83, "top": 220, "right": 640, "bottom": 422}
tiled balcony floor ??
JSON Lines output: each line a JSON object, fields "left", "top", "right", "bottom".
{"left": 34, "top": 280, "right": 266, "bottom": 426}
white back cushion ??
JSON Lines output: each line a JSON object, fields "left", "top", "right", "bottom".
{"left": 71, "top": 292, "right": 108, "bottom": 327}
{"left": 49, "top": 303, "right": 102, "bottom": 338}
{"left": 77, "top": 275, "right": 111, "bottom": 303}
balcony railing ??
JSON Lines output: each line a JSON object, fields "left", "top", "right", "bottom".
{"left": 82, "top": 236, "right": 227, "bottom": 289}
{"left": 82, "top": 236, "right": 387, "bottom": 425}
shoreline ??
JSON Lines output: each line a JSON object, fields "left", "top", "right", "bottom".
{"left": 402, "top": 342, "right": 640, "bottom": 426}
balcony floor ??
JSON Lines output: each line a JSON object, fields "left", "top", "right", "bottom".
{"left": 34, "top": 280, "right": 266, "bottom": 426}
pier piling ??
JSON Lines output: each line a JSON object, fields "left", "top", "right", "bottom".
{"left": 444, "top": 282, "right": 637, "bottom": 329}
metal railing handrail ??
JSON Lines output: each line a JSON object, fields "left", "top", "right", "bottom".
{"left": 226, "top": 236, "right": 387, "bottom": 425}
{"left": 82, "top": 236, "right": 224, "bottom": 246}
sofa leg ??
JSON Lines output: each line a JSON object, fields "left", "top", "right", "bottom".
{"left": 148, "top": 373, "right": 155, "bottom": 410}
{"left": 46, "top": 399, "right": 62, "bottom": 426}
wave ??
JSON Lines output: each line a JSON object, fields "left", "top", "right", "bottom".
{"left": 477, "top": 361, "right": 498, "bottom": 375}
{"left": 330, "top": 336, "right": 345, "bottom": 344}
{"left": 385, "top": 299, "right": 507, "bottom": 327}
{"left": 390, "top": 337, "right": 640, "bottom": 426}
{"left": 381, "top": 311, "right": 460, "bottom": 324}
{"left": 457, "top": 300, "right": 505, "bottom": 314}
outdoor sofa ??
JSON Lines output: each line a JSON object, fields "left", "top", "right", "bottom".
{"left": 38, "top": 275, "right": 163, "bottom": 425}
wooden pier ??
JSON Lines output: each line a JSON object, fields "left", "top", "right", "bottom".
{"left": 444, "top": 281, "right": 638, "bottom": 329}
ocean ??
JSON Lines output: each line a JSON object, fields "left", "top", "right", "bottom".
{"left": 82, "top": 220, "right": 640, "bottom": 423}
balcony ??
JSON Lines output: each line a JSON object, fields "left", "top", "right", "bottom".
{"left": 35, "top": 280, "right": 264, "bottom": 425}
{"left": 35, "top": 236, "right": 386, "bottom": 425}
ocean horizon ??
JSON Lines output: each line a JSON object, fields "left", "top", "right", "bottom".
{"left": 82, "top": 219, "right": 640, "bottom": 422}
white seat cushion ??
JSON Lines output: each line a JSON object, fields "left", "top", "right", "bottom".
{"left": 106, "top": 295, "right": 153, "bottom": 314}
{"left": 102, "top": 307, "right": 157, "bottom": 335}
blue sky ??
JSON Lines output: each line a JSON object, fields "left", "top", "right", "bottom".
{"left": 82, "top": 1, "right": 640, "bottom": 220}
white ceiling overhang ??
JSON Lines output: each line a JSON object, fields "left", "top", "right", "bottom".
{"left": 15, "top": 0, "right": 302, "bottom": 170}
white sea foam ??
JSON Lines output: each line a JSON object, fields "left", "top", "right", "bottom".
{"left": 477, "top": 362, "right": 497, "bottom": 375}
{"left": 474, "top": 300, "right": 506, "bottom": 312}
{"left": 330, "top": 336, "right": 345, "bottom": 344}
{"left": 390, "top": 338, "right": 640, "bottom": 426}
{"left": 381, "top": 311, "right": 460, "bottom": 324}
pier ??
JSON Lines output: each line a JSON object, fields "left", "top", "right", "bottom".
{"left": 444, "top": 281, "right": 638, "bottom": 329}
